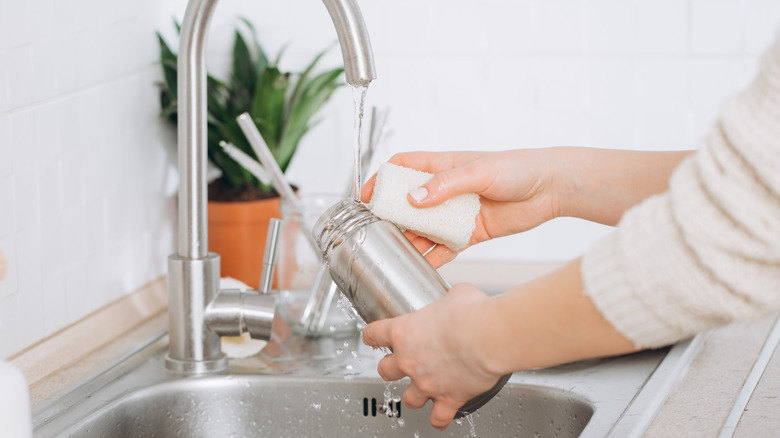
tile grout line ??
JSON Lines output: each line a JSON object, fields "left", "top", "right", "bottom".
{"left": 718, "top": 315, "right": 780, "bottom": 438}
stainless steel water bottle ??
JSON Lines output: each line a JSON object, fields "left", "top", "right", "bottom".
{"left": 312, "top": 198, "right": 510, "bottom": 418}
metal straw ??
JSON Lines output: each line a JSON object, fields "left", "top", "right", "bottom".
{"left": 236, "top": 113, "right": 300, "bottom": 209}
{"left": 258, "top": 218, "right": 283, "bottom": 294}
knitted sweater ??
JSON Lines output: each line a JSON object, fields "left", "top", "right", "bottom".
{"left": 582, "top": 33, "right": 780, "bottom": 349}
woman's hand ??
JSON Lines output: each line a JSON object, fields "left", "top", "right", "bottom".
{"left": 360, "top": 260, "right": 638, "bottom": 430}
{"left": 361, "top": 283, "right": 503, "bottom": 431}
{"left": 362, "top": 149, "right": 563, "bottom": 267}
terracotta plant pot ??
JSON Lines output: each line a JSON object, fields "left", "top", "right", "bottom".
{"left": 208, "top": 197, "right": 282, "bottom": 289}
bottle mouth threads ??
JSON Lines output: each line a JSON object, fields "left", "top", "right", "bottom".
{"left": 312, "top": 198, "right": 380, "bottom": 257}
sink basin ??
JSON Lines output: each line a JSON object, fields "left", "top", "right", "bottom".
{"left": 34, "top": 329, "right": 596, "bottom": 438}
{"left": 33, "top": 325, "right": 704, "bottom": 438}
{"left": 51, "top": 375, "right": 591, "bottom": 437}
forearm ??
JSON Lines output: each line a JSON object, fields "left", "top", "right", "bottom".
{"left": 552, "top": 147, "right": 693, "bottom": 226}
{"left": 472, "top": 259, "right": 636, "bottom": 374}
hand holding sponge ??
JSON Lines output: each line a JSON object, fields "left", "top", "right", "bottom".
{"left": 368, "top": 162, "right": 480, "bottom": 251}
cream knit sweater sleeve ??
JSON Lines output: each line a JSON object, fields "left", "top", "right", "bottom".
{"left": 581, "top": 33, "right": 780, "bottom": 349}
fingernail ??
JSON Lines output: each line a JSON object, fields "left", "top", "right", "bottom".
{"left": 409, "top": 187, "right": 428, "bottom": 203}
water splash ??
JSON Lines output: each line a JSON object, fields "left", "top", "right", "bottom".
{"left": 380, "top": 382, "right": 403, "bottom": 419}
{"left": 466, "top": 413, "right": 478, "bottom": 437}
{"left": 337, "top": 293, "right": 358, "bottom": 321}
{"left": 343, "top": 363, "right": 355, "bottom": 380}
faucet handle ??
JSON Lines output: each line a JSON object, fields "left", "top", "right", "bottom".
{"left": 205, "top": 290, "right": 276, "bottom": 341}
{"left": 259, "top": 218, "right": 283, "bottom": 294}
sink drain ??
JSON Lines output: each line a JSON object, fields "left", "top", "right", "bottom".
{"left": 362, "top": 397, "right": 401, "bottom": 418}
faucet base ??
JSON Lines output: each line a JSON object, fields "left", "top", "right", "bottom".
{"left": 166, "top": 253, "right": 224, "bottom": 375}
{"left": 164, "top": 354, "right": 228, "bottom": 375}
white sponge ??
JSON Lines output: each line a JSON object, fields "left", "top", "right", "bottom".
{"left": 368, "top": 162, "right": 480, "bottom": 251}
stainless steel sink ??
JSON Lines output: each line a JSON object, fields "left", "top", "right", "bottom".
{"left": 32, "top": 318, "right": 705, "bottom": 438}
{"left": 41, "top": 374, "right": 591, "bottom": 437}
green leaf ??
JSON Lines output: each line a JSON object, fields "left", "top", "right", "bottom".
{"left": 229, "top": 30, "right": 257, "bottom": 114}
{"left": 237, "top": 16, "right": 268, "bottom": 73}
{"left": 271, "top": 43, "right": 289, "bottom": 67}
{"left": 251, "top": 67, "right": 289, "bottom": 153}
{"left": 160, "top": 99, "right": 177, "bottom": 122}
{"left": 286, "top": 48, "right": 327, "bottom": 120}
{"left": 156, "top": 32, "right": 178, "bottom": 100}
{"left": 277, "top": 67, "right": 343, "bottom": 170}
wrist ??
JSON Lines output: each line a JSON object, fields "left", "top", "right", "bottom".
{"left": 467, "top": 295, "right": 517, "bottom": 377}
{"left": 544, "top": 147, "right": 578, "bottom": 220}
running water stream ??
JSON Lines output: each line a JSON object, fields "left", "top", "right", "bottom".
{"left": 352, "top": 84, "right": 369, "bottom": 202}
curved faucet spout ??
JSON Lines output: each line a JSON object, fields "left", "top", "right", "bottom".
{"left": 323, "top": 0, "right": 377, "bottom": 86}
{"left": 166, "top": 0, "right": 377, "bottom": 374}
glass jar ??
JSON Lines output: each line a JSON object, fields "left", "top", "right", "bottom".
{"left": 275, "top": 194, "right": 360, "bottom": 337}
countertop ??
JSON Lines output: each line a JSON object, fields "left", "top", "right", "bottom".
{"left": 13, "top": 261, "right": 780, "bottom": 436}
{"left": 646, "top": 314, "right": 780, "bottom": 437}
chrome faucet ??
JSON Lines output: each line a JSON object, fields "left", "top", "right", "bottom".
{"left": 165, "top": 0, "right": 376, "bottom": 374}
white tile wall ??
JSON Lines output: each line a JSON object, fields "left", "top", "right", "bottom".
{"left": 0, "top": 0, "right": 190, "bottom": 357}
{"left": 745, "top": 0, "right": 780, "bottom": 54}
{"left": 535, "top": 0, "right": 587, "bottom": 53}
{"left": 636, "top": 1, "right": 689, "bottom": 55}
{"left": 691, "top": 0, "right": 745, "bottom": 54}
{"left": 1, "top": 0, "right": 779, "bottom": 358}
{"left": 0, "top": 117, "right": 10, "bottom": 176}
{"left": 586, "top": 0, "right": 639, "bottom": 54}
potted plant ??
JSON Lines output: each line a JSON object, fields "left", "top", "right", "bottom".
{"left": 156, "top": 18, "right": 344, "bottom": 288}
